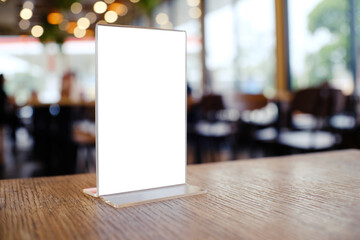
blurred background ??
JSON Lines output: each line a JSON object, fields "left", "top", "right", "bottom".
{"left": 0, "top": 0, "right": 359, "bottom": 179}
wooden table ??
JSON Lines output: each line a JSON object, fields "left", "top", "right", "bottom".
{"left": 1, "top": 149, "right": 360, "bottom": 240}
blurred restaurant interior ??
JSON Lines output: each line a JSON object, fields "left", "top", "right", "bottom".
{"left": 0, "top": 0, "right": 360, "bottom": 179}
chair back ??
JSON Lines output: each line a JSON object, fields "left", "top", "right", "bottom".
{"left": 198, "top": 94, "right": 225, "bottom": 120}
{"left": 291, "top": 87, "right": 346, "bottom": 118}
{"left": 225, "top": 93, "right": 268, "bottom": 112}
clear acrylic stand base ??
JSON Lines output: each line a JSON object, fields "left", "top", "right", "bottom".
{"left": 83, "top": 184, "right": 206, "bottom": 208}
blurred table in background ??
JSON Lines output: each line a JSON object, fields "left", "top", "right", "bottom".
{"left": 16, "top": 99, "right": 95, "bottom": 176}
{"left": 1, "top": 149, "right": 360, "bottom": 239}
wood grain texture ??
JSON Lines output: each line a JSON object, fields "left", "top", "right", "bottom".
{"left": 1, "top": 149, "right": 360, "bottom": 240}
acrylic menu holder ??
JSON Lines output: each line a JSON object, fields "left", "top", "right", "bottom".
{"left": 83, "top": 24, "right": 205, "bottom": 208}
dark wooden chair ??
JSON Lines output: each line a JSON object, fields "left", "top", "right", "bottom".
{"left": 230, "top": 93, "right": 278, "bottom": 158}
{"left": 192, "top": 94, "right": 237, "bottom": 163}
{"left": 277, "top": 85, "right": 347, "bottom": 153}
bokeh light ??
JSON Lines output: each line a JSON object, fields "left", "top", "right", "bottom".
{"left": 156, "top": 13, "right": 169, "bottom": 25}
{"left": 23, "top": 1, "right": 34, "bottom": 10}
{"left": 47, "top": 12, "right": 63, "bottom": 25}
{"left": 97, "top": 20, "right": 107, "bottom": 25}
{"left": 189, "top": 7, "right": 201, "bottom": 18}
{"left": 104, "top": 11, "right": 118, "bottom": 23}
{"left": 59, "top": 20, "right": 69, "bottom": 31}
{"left": 71, "top": 2, "right": 82, "bottom": 14}
{"left": 77, "top": 17, "right": 90, "bottom": 30}
{"left": 74, "top": 27, "right": 86, "bottom": 38}
{"left": 108, "top": 3, "right": 128, "bottom": 16}
{"left": 161, "top": 22, "right": 173, "bottom": 29}
{"left": 187, "top": 0, "right": 200, "bottom": 7}
{"left": 66, "top": 21, "right": 77, "bottom": 34}
{"left": 31, "top": 25, "right": 44, "bottom": 38}
{"left": 94, "top": 1, "right": 107, "bottom": 14}
{"left": 19, "top": 19, "right": 30, "bottom": 30}
{"left": 85, "top": 12, "right": 97, "bottom": 24}
{"left": 86, "top": 29, "right": 95, "bottom": 37}
{"left": 20, "top": 8, "right": 33, "bottom": 20}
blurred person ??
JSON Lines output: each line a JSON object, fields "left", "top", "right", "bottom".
{"left": 0, "top": 74, "right": 20, "bottom": 159}
{"left": 0, "top": 74, "right": 10, "bottom": 167}
{"left": 0, "top": 74, "right": 5, "bottom": 167}
{"left": 187, "top": 83, "right": 194, "bottom": 111}
{"left": 61, "top": 71, "right": 81, "bottom": 102}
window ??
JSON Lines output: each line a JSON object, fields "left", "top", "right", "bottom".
{"left": 0, "top": 36, "right": 95, "bottom": 104}
{"left": 205, "top": 0, "right": 276, "bottom": 95}
{"left": 288, "top": 0, "right": 353, "bottom": 94}
{"left": 152, "top": 0, "right": 203, "bottom": 96}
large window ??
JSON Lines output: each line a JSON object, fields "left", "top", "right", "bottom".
{"left": 234, "top": 0, "right": 276, "bottom": 95}
{"left": 152, "top": 0, "right": 203, "bottom": 96}
{"left": 205, "top": 0, "right": 235, "bottom": 93}
{"left": 0, "top": 36, "right": 95, "bottom": 105}
{"left": 205, "top": 0, "right": 276, "bottom": 95}
{"left": 288, "top": 0, "right": 354, "bottom": 94}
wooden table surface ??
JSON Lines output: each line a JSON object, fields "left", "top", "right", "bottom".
{"left": 1, "top": 149, "right": 360, "bottom": 240}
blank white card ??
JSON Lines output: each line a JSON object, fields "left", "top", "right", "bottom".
{"left": 96, "top": 25, "right": 186, "bottom": 196}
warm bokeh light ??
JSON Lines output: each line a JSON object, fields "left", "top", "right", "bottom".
{"left": 97, "top": 20, "right": 107, "bottom": 25}
{"left": 59, "top": 19, "right": 68, "bottom": 31}
{"left": 161, "top": 22, "right": 173, "bottom": 29}
{"left": 104, "top": 0, "right": 115, "bottom": 3}
{"left": 108, "top": 3, "right": 128, "bottom": 16}
{"left": 71, "top": 2, "right": 82, "bottom": 14}
{"left": 31, "top": 25, "right": 44, "bottom": 38}
{"left": 189, "top": 7, "right": 201, "bottom": 18}
{"left": 156, "top": 13, "right": 169, "bottom": 25}
{"left": 108, "top": 3, "right": 120, "bottom": 13}
{"left": 19, "top": 19, "right": 30, "bottom": 30}
{"left": 86, "top": 29, "right": 95, "bottom": 37}
{"left": 129, "top": 0, "right": 140, "bottom": 3}
{"left": 23, "top": 1, "right": 34, "bottom": 10}
{"left": 85, "top": 12, "right": 97, "bottom": 24}
{"left": 94, "top": 1, "right": 107, "bottom": 14}
{"left": 66, "top": 21, "right": 77, "bottom": 34}
{"left": 104, "top": 11, "right": 118, "bottom": 23}
{"left": 187, "top": 0, "right": 200, "bottom": 7}
{"left": 47, "top": 12, "right": 63, "bottom": 25}
{"left": 74, "top": 27, "right": 86, "bottom": 38}
{"left": 77, "top": 17, "right": 90, "bottom": 30}
{"left": 20, "top": 8, "right": 33, "bottom": 20}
